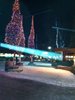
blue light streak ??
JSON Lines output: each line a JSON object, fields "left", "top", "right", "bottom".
{"left": 0, "top": 43, "right": 63, "bottom": 61}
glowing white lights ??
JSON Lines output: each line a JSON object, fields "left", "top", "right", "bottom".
{"left": 0, "top": 53, "right": 24, "bottom": 58}
{"left": 65, "top": 55, "right": 74, "bottom": 58}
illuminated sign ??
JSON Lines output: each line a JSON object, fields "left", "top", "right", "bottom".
{"left": 0, "top": 43, "right": 63, "bottom": 61}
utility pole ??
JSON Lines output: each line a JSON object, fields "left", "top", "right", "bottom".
{"left": 52, "top": 26, "right": 75, "bottom": 48}
{"left": 52, "top": 26, "right": 75, "bottom": 32}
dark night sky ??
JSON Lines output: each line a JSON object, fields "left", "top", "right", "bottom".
{"left": 0, "top": 0, "right": 75, "bottom": 51}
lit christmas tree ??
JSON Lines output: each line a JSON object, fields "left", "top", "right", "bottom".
{"left": 28, "top": 16, "right": 35, "bottom": 48}
{"left": 4, "top": 0, "right": 25, "bottom": 47}
{"left": 28, "top": 16, "right": 35, "bottom": 63}
{"left": 4, "top": 0, "right": 25, "bottom": 65}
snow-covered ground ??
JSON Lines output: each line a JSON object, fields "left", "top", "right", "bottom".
{"left": 0, "top": 61, "right": 75, "bottom": 87}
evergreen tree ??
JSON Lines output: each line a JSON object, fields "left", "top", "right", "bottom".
{"left": 28, "top": 16, "right": 35, "bottom": 48}
{"left": 28, "top": 16, "right": 35, "bottom": 63}
{"left": 4, "top": 0, "right": 25, "bottom": 65}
